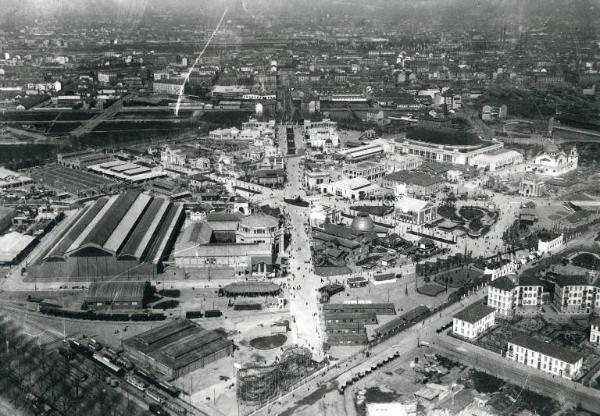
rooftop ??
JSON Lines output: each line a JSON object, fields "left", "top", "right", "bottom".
{"left": 330, "top": 177, "right": 373, "bottom": 190}
{"left": 454, "top": 302, "right": 495, "bottom": 324}
{"left": 518, "top": 275, "right": 542, "bottom": 287}
{"left": 555, "top": 274, "right": 590, "bottom": 287}
{"left": 396, "top": 196, "right": 431, "bottom": 212}
{"left": 222, "top": 281, "right": 281, "bottom": 295}
{"left": 509, "top": 334, "right": 582, "bottom": 364}
{"left": 240, "top": 214, "right": 279, "bottom": 229}
{"left": 123, "top": 319, "right": 233, "bottom": 372}
{"left": 0, "top": 232, "right": 36, "bottom": 264}
{"left": 86, "top": 281, "right": 148, "bottom": 303}
{"left": 489, "top": 276, "right": 515, "bottom": 291}
{"left": 206, "top": 212, "right": 242, "bottom": 223}
{"left": 384, "top": 171, "right": 443, "bottom": 187}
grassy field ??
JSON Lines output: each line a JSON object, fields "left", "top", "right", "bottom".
{"left": 417, "top": 283, "right": 446, "bottom": 297}
{"left": 434, "top": 267, "right": 482, "bottom": 288}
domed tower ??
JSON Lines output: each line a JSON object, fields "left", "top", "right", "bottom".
{"left": 351, "top": 212, "right": 375, "bottom": 233}
{"left": 569, "top": 145, "right": 578, "bottom": 166}
{"left": 542, "top": 138, "right": 559, "bottom": 155}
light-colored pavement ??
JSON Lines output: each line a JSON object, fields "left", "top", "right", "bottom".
{"left": 247, "top": 286, "right": 487, "bottom": 416}
{"left": 277, "top": 124, "right": 325, "bottom": 360}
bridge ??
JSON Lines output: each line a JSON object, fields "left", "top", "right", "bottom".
{"left": 69, "top": 95, "right": 129, "bottom": 138}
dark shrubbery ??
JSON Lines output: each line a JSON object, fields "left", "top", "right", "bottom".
{"left": 406, "top": 126, "right": 481, "bottom": 146}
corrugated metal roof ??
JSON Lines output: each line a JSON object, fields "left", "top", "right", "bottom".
{"left": 151, "top": 204, "right": 184, "bottom": 264}
{"left": 118, "top": 198, "right": 167, "bottom": 259}
{"left": 0, "top": 232, "right": 36, "bottom": 263}
{"left": 104, "top": 193, "right": 152, "bottom": 253}
{"left": 86, "top": 281, "right": 147, "bottom": 303}
{"left": 66, "top": 194, "right": 119, "bottom": 254}
{"left": 46, "top": 201, "right": 102, "bottom": 259}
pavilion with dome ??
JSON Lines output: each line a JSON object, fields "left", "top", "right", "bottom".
{"left": 525, "top": 139, "right": 578, "bottom": 176}
{"left": 311, "top": 212, "right": 382, "bottom": 266}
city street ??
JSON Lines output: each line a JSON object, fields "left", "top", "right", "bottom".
{"left": 247, "top": 285, "right": 488, "bottom": 416}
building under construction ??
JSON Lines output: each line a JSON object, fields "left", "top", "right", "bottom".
{"left": 236, "top": 346, "right": 317, "bottom": 404}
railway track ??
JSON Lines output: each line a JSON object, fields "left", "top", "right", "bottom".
{"left": 0, "top": 300, "right": 208, "bottom": 416}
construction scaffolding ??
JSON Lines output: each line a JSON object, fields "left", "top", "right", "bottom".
{"left": 236, "top": 346, "right": 316, "bottom": 404}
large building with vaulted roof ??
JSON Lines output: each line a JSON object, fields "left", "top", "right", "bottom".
{"left": 173, "top": 213, "right": 284, "bottom": 276}
{"left": 29, "top": 190, "right": 184, "bottom": 279}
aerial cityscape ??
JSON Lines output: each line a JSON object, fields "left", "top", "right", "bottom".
{"left": 1, "top": 0, "right": 600, "bottom": 415}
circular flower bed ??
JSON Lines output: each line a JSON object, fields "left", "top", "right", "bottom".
{"left": 249, "top": 334, "right": 287, "bottom": 350}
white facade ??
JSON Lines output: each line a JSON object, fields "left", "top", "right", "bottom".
{"left": 366, "top": 403, "right": 408, "bottom": 416}
{"left": 304, "top": 118, "right": 337, "bottom": 130}
{"left": 506, "top": 336, "right": 583, "bottom": 380}
{"left": 308, "top": 127, "right": 339, "bottom": 150}
{"left": 483, "top": 259, "right": 517, "bottom": 281}
{"left": 452, "top": 305, "right": 496, "bottom": 340}
{"left": 342, "top": 161, "right": 386, "bottom": 182}
{"left": 537, "top": 234, "right": 564, "bottom": 254}
{"left": 519, "top": 284, "right": 542, "bottom": 307}
{"left": 553, "top": 277, "right": 600, "bottom": 314}
{"left": 337, "top": 143, "right": 385, "bottom": 162}
{"left": 305, "top": 170, "right": 331, "bottom": 190}
{"left": 153, "top": 81, "right": 182, "bottom": 95}
{"left": 488, "top": 277, "right": 543, "bottom": 318}
{"left": 383, "top": 154, "right": 423, "bottom": 173}
{"left": 189, "top": 157, "right": 210, "bottom": 171}
{"left": 525, "top": 146, "right": 578, "bottom": 177}
{"left": 471, "top": 149, "right": 524, "bottom": 171}
{"left": 209, "top": 127, "right": 240, "bottom": 141}
{"left": 161, "top": 146, "right": 186, "bottom": 167}
{"left": 394, "top": 196, "right": 438, "bottom": 225}
{"left": 240, "top": 129, "right": 261, "bottom": 142}
{"left": 321, "top": 177, "right": 379, "bottom": 200}
{"left": 488, "top": 284, "right": 516, "bottom": 317}
{"left": 395, "top": 140, "right": 504, "bottom": 165}
{"left": 591, "top": 322, "right": 600, "bottom": 344}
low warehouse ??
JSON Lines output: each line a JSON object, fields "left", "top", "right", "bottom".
{"left": 0, "top": 231, "right": 37, "bottom": 265}
{"left": 220, "top": 281, "right": 281, "bottom": 297}
{"left": 123, "top": 319, "right": 234, "bottom": 379}
{"left": 84, "top": 281, "right": 150, "bottom": 310}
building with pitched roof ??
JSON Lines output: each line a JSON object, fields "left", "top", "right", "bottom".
{"left": 506, "top": 334, "right": 583, "bottom": 380}
{"left": 487, "top": 275, "right": 543, "bottom": 318}
{"left": 321, "top": 177, "right": 380, "bottom": 200}
{"left": 553, "top": 275, "right": 600, "bottom": 314}
{"left": 123, "top": 319, "right": 233, "bottom": 379}
{"left": 30, "top": 190, "right": 184, "bottom": 278}
{"left": 84, "top": 281, "right": 149, "bottom": 310}
{"left": 453, "top": 302, "right": 496, "bottom": 340}
{"left": 382, "top": 170, "right": 444, "bottom": 197}
{"left": 394, "top": 196, "right": 438, "bottom": 225}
